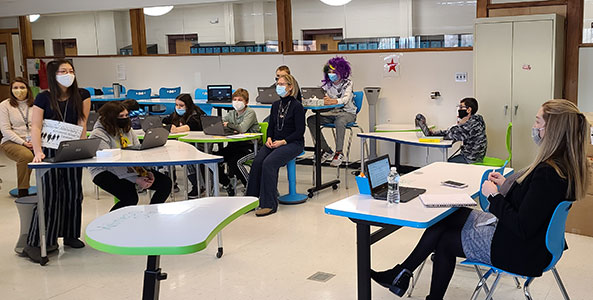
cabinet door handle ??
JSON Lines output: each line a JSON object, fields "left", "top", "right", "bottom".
{"left": 504, "top": 105, "right": 509, "bottom": 116}
{"left": 514, "top": 105, "right": 519, "bottom": 116}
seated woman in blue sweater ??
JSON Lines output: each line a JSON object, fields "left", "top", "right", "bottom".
{"left": 246, "top": 74, "right": 305, "bottom": 217}
{"left": 371, "top": 99, "right": 588, "bottom": 300}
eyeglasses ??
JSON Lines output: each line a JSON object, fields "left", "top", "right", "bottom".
{"left": 57, "top": 70, "right": 75, "bottom": 75}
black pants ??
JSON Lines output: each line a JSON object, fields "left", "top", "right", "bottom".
{"left": 400, "top": 208, "right": 471, "bottom": 300}
{"left": 215, "top": 141, "right": 254, "bottom": 186}
{"left": 93, "top": 170, "right": 172, "bottom": 211}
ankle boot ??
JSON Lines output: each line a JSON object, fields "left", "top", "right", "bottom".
{"left": 371, "top": 264, "right": 413, "bottom": 297}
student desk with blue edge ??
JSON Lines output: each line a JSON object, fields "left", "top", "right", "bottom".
{"left": 85, "top": 196, "right": 259, "bottom": 300}
{"left": 28, "top": 140, "right": 223, "bottom": 265}
{"left": 324, "top": 162, "right": 513, "bottom": 300}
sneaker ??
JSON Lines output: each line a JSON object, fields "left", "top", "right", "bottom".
{"left": 225, "top": 185, "right": 235, "bottom": 196}
{"left": 330, "top": 152, "right": 344, "bottom": 167}
{"left": 174, "top": 184, "right": 180, "bottom": 193}
{"left": 370, "top": 264, "right": 413, "bottom": 297}
{"left": 188, "top": 187, "right": 200, "bottom": 199}
{"left": 255, "top": 207, "right": 277, "bottom": 217}
{"left": 321, "top": 151, "right": 334, "bottom": 163}
{"left": 63, "top": 238, "right": 85, "bottom": 249}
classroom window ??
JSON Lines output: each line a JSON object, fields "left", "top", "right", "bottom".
{"left": 29, "top": 10, "right": 132, "bottom": 56}
{"left": 584, "top": 0, "right": 593, "bottom": 44}
{"left": 291, "top": 0, "right": 475, "bottom": 52}
{"left": 144, "top": 1, "right": 278, "bottom": 55}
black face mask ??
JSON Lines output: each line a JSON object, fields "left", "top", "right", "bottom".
{"left": 458, "top": 109, "right": 469, "bottom": 119}
{"left": 116, "top": 117, "right": 130, "bottom": 129}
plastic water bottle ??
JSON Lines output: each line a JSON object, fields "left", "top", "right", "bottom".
{"left": 387, "top": 167, "right": 400, "bottom": 205}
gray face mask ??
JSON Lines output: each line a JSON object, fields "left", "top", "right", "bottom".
{"left": 531, "top": 127, "right": 543, "bottom": 145}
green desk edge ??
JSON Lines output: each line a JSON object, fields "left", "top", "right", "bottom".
{"left": 85, "top": 199, "right": 259, "bottom": 256}
{"left": 178, "top": 134, "right": 261, "bottom": 143}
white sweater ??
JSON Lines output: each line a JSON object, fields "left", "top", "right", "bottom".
{"left": 0, "top": 98, "right": 33, "bottom": 145}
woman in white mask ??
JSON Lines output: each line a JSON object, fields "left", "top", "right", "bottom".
{"left": 24, "top": 59, "right": 91, "bottom": 263}
{"left": 0, "top": 77, "right": 35, "bottom": 198}
{"left": 215, "top": 88, "right": 260, "bottom": 195}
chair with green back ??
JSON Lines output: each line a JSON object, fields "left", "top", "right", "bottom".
{"left": 474, "top": 122, "right": 512, "bottom": 167}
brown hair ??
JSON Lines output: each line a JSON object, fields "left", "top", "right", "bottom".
{"left": 232, "top": 88, "right": 249, "bottom": 103}
{"left": 46, "top": 59, "right": 85, "bottom": 122}
{"left": 170, "top": 93, "right": 204, "bottom": 126}
{"left": 276, "top": 65, "right": 291, "bottom": 74}
{"left": 9, "top": 77, "right": 34, "bottom": 107}
{"left": 98, "top": 101, "right": 130, "bottom": 136}
{"left": 278, "top": 74, "right": 299, "bottom": 97}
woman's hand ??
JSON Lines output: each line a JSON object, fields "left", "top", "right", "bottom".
{"left": 481, "top": 180, "right": 498, "bottom": 198}
{"left": 488, "top": 172, "right": 506, "bottom": 186}
{"left": 265, "top": 137, "right": 274, "bottom": 148}
{"left": 223, "top": 122, "right": 229, "bottom": 127}
{"left": 323, "top": 96, "right": 338, "bottom": 105}
{"left": 23, "top": 142, "right": 33, "bottom": 149}
{"left": 271, "top": 140, "right": 287, "bottom": 148}
{"left": 170, "top": 124, "right": 178, "bottom": 133}
{"left": 136, "top": 176, "right": 154, "bottom": 189}
{"left": 33, "top": 152, "right": 45, "bottom": 163}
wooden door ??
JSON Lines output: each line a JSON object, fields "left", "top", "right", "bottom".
{"left": 474, "top": 22, "right": 513, "bottom": 162}
{"left": 33, "top": 40, "right": 46, "bottom": 57}
{"left": 0, "top": 33, "right": 15, "bottom": 100}
{"left": 315, "top": 34, "right": 338, "bottom": 51}
{"left": 511, "top": 20, "right": 554, "bottom": 170}
{"left": 175, "top": 40, "right": 192, "bottom": 54}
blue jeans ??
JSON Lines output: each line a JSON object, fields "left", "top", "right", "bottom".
{"left": 448, "top": 154, "right": 470, "bottom": 164}
{"left": 246, "top": 142, "right": 304, "bottom": 210}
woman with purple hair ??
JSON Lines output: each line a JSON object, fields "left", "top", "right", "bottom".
{"left": 306, "top": 56, "right": 356, "bottom": 167}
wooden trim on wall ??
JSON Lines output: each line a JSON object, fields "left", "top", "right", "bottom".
{"left": 276, "top": 0, "right": 293, "bottom": 53}
{"left": 130, "top": 9, "right": 147, "bottom": 56}
{"left": 580, "top": 43, "right": 593, "bottom": 47}
{"left": 285, "top": 47, "right": 473, "bottom": 56}
{"left": 0, "top": 28, "right": 19, "bottom": 34}
{"left": 487, "top": 0, "right": 567, "bottom": 10}
{"left": 477, "top": 0, "right": 490, "bottom": 18}
{"left": 18, "top": 16, "right": 33, "bottom": 81}
{"left": 564, "top": 0, "right": 583, "bottom": 102}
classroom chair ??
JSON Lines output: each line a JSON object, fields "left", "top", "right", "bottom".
{"left": 101, "top": 85, "right": 127, "bottom": 95}
{"left": 462, "top": 201, "right": 572, "bottom": 300}
{"left": 194, "top": 88, "right": 208, "bottom": 100}
{"left": 159, "top": 87, "right": 181, "bottom": 99}
{"left": 474, "top": 122, "right": 512, "bottom": 167}
{"left": 319, "top": 91, "right": 366, "bottom": 189}
{"left": 83, "top": 87, "right": 95, "bottom": 96}
{"left": 127, "top": 88, "right": 152, "bottom": 100}
{"left": 149, "top": 86, "right": 180, "bottom": 116}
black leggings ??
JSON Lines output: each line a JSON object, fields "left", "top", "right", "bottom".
{"left": 400, "top": 208, "right": 472, "bottom": 300}
{"left": 93, "top": 170, "right": 172, "bottom": 211}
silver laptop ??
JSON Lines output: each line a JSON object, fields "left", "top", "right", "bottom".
{"left": 141, "top": 116, "right": 171, "bottom": 132}
{"left": 301, "top": 87, "right": 325, "bottom": 100}
{"left": 201, "top": 115, "right": 235, "bottom": 136}
{"left": 364, "top": 154, "right": 426, "bottom": 202}
{"left": 256, "top": 87, "right": 280, "bottom": 104}
{"left": 124, "top": 128, "right": 168, "bottom": 150}
{"left": 43, "top": 139, "right": 101, "bottom": 163}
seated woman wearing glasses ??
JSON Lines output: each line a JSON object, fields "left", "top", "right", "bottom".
{"left": 371, "top": 99, "right": 588, "bottom": 300}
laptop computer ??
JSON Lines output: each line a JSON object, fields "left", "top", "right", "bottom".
{"left": 256, "top": 87, "right": 280, "bottom": 104}
{"left": 364, "top": 154, "right": 426, "bottom": 202}
{"left": 43, "top": 138, "right": 101, "bottom": 163}
{"left": 415, "top": 113, "right": 445, "bottom": 137}
{"left": 141, "top": 116, "right": 171, "bottom": 132}
{"left": 207, "top": 85, "right": 232, "bottom": 103}
{"left": 301, "top": 87, "right": 326, "bottom": 100}
{"left": 123, "top": 127, "right": 168, "bottom": 150}
{"left": 87, "top": 111, "right": 99, "bottom": 130}
{"left": 201, "top": 115, "right": 235, "bottom": 136}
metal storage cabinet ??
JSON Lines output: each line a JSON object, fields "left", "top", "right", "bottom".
{"left": 474, "top": 14, "right": 564, "bottom": 170}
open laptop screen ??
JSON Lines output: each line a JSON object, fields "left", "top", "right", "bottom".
{"left": 366, "top": 155, "right": 390, "bottom": 189}
{"left": 207, "top": 85, "right": 232, "bottom": 102}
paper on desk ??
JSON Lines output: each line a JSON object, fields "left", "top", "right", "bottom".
{"left": 228, "top": 134, "right": 258, "bottom": 139}
{"left": 419, "top": 193, "right": 477, "bottom": 208}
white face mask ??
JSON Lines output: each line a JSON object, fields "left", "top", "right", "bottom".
{"left": 56, "top": 74, "right": 75, "bottom": 88}
{"left": 232, "top": 100, "right": 246, "bottom": 111}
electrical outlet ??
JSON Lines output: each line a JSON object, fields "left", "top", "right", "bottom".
{"left": 455, "top": 72, "right": 468, "bottom": 82}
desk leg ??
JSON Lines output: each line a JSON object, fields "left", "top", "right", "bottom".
{"left": 356, "top": 222, "right": 371, "bottom": 300}
{"left": 211, "top": 162, "right": 224, "bottom": 258}
{"left": 360, "top": 137, "right": 365, "bottom": 172}
{"left": 204, "top": 143, "right": 211, "bottom": 197}
{"left": 183, "top": 165, "right": 189, "bottom": 200}
{"left": 142, "top": 255, "right": 167, "bottom": 300}
{"left": 307, "top": 110, "right": 340, "bottom": 197}
{"left": 394, "top": 143, "right": 402, "bottom": 170}
{"left": 35, "top": 169, "right": 50, "bottom": 266}
{"left": 168, "top": 166, "right": 175, "bottom": 202}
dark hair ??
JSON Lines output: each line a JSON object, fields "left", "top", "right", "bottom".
{"left": 46, "top": 59, "right": 85, "bottom": 122}
{"left": 122, "top": 99, "right": 140, "bottom": 111}
{"left": 276, "top": 65, "right": 291, "bottom": 74}
{"left": 461, "top": 97, "right": 478, "bottom": 114}
{"left": 98, "top": 101, "right": 130, "bottom": 136}
{"left": 170, "top": 93, "right": 204, "bottom": 126}
{"left": 9, "top": 77, "right": 34, "bottom": 107}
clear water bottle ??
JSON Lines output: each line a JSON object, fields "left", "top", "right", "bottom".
{"left": 387, "top": 167, "right": 400, "bottom": 205}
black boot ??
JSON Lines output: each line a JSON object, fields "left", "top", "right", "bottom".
{"left": 370, "top": 264, "right": 413, "bottom": 297}
{"left": 18, "top": 189, "right": 29, "bottom": 197}
{"left": 188, "top": 173, "right": 199, "bottom": 199}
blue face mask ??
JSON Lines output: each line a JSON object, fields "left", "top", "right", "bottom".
{"left": 176, "top": 108, "right": 186, "bottom": 116}
{"left": 276, "top": 85, "right": 287, "bottom": 97}
{"left": 328, "top": 73, "right": 339, "bottom": 82}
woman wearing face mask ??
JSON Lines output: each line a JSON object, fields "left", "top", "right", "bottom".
{"left": 214, "top": 88, "right": 259, "bottom": 195}
{"left": 246, "top": 74, "right": 305, "bottom": 217}
{"left": 0, "top": 77, "right": 35, "bottom": 197}
{"left": 372, "top": 99, "right": 588, "bottom": 300}
{"left": 306, "top": 56, "right": 356, "bottom": 167}
{"left": 162, "top": 93, "right": 206, "bottom": 197}
{"left": 24, "top": 59, "right": 91, "bottom": 263}
{"left": 89, "top": 101, "right": 172, "bottom": 211}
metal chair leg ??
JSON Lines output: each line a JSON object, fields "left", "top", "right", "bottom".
{"left": 551, "top": 267, "right": 570, "bottom": 300}
{"left": 523, "top": 277, "right": 534, "bottom": 300}
{"left": 345, "top": 128, "right": 353, "bottom": 189}
{"left": 407, "top": 258, "right": 427, "bottom": 297}
{"left": 474, "top": 265, "right": 495, "bottom": 297}
{"left": 484, "top": 273, "right": 502, "bottom": 300}
{"left": 470, "top": 269, "right": 494, "bottom": 300}
{"left": 514, "top": 276, "right": 522, "bottom": 289}
{"left": 95, "top": 186, "right": 100, "bottom": 200}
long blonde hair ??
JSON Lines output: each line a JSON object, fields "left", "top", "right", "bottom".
{"left": 518, "top": 99, "right": 589, "bottom": 200}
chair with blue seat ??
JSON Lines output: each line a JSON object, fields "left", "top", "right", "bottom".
{"left": 320, "top": 90, "right": 365, "bottom": 189}
{"left": 474, "top": 122, "right": 512, "bottom": 167}
{"left": 127, "top": 88, "right": 152, "bottom": 100}
{"left": 159, "top": 87, "right": 181, "bottom": 99}
{"left": 102, "top": 85, "right": 126, "bottom": 95}
{"left": 83, "top": 87, "right": 95, "bottom": 96}
{"left": 462, "top": 200, "right": 572, "bottom": 300}
{"left": 149, "top": 87, "right": 181, "bottom": 115}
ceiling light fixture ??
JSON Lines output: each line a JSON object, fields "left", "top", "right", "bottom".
{"left": 143, "top": 6, "right": 174, "bottom": 17}
{"left": 320, "top": 0, "right": 352, "bottom": 6}
{"left": 28, "top": 14, "right": 40, "bottom": 22}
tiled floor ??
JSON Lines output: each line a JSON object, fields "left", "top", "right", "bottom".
{"left": 0, "top": 153, "right": 591, "bottom": 299}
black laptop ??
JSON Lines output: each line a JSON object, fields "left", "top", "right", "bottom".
{"left": 207, "top": 85, "right": 232, "bottom": 103}
{"left": 124, "top": 128, "right": 168, "bottom": 150}
{"left": 43, "top": 139, "right": 101, "bottom": 163}
{"left": 301, "top": 87, "right": 325, "bottom": 99}
{"left": 415, "top": 114, "right": 445, "bottom": 137}
{"left": 364, "top": 154, "right": 426, "bottom": 202}
{"left": 256, "top": 87, "right": 280, "bottom": 104}
{"left": 201, "top": 115, "right": 235, "bottom": 136}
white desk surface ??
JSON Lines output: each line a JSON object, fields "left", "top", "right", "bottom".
{"left": 325, "top": 162, "right": 513, "bottom": 228}
{"left": 374, "top": 123, "right": 434, "bottom": 132}
{"left": 358, "top": 131, "right": 453, "bottom": 148}
{"left": 28, "top": 140, "right": 222, "bottom": 169}
{"left": 178, "top": 131, "right": 262, "bottom": 143}
{"left": 85, "top": 196, "right": 258, "bottom": 255}
{"left": 132, "top": 129, "right": 188, "bottom": 139}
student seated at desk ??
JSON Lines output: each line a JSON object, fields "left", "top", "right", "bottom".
{"left": 214, "top": 88, "right": 260, "bottom": 195}
{"left": 162, "top": 93, "right": 206, "bottom": 197}
{"left": 371, "top": 99, "right": 587, "bottom": 300}
{"left": 121, "top": 98, "right": 144, "bottom": 130}
{"left": 306, "top": 56, "right": 355, "bottom": 167}
{"left": 430, "top": 97, "right": 487, "bottom": 164}
{"left": 247, "top": 74, "right": 305, "bottom": 217}
{"left": 89, "top": 101, "right": 172, "bottom": 211}
{"left": 270, "top": 65, "right": 302, "bottom": 101}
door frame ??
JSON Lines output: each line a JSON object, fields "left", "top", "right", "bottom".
{"left": 0, "top": 32, "right": 16, "bottom": 100}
